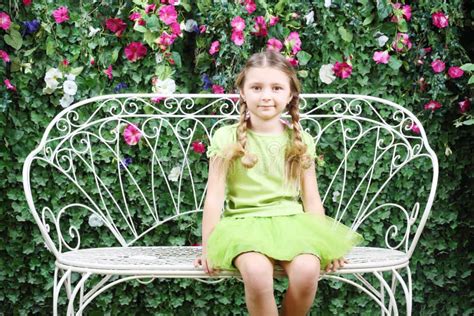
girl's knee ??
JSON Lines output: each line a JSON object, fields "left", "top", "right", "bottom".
{"left": 235, "top": 252, "right": 275, "bottom": 293}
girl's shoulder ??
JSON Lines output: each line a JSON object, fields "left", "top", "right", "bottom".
{"left": 211, "top": 122, "right": 239, "bottom": 142}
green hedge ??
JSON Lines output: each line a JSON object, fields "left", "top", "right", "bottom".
{"left": 1, "top": 0, "right": 472, "bottom": 314}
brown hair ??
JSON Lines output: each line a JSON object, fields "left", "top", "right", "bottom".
{"left": 214, "top": 49, "right": 313, "bottom": 191}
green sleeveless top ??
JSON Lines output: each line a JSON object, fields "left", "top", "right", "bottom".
{"left": 206, "top": 123, "right": 317, "bottom": 218}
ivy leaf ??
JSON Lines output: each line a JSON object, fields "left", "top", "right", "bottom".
{"left": 296, "top": 51, "right": 312, "bottom": 66}
{"left": 46, "top": 38, "right": 55, "bottom": 57}
{"left": 388, "top": 56, "right": 402, "bottom": 70}
{"left": 376, "top": 0, "right": 392, "bottom": 20}
{"left": 460, "top": 63, "right": 474, "bottom": 71}
{"left": 171, "top": 51, "right": 182, "bottom": 68}
{"left": 70, "top": 67, "right": 84, "bottom": 76}
{"left": 338, "top": 26, "right": 353, "bottom": 42}
{"left": 397, "top": 19, "right": 408, "bottom": 32}
{"left": 4, "top": 29, "right": 23, "bottom": 50}
{"left": 363, "top": 15, "right": 375, "bottom": 26}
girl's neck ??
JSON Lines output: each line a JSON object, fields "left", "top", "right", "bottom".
{"left": 248, "top": 118, "right": 287, "bottom": 135}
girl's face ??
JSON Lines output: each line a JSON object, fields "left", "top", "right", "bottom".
{"left": 240, "top": 66, "right": 293, "bottom": 124}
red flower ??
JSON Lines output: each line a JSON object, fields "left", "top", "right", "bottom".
{"left": 23, "top": 0, "right": 32, "bottom": 5}
{"left": 251, "top": 16, "right": 268, "bottom": 37}
{"left": 447, "top": 66, "right": 464, "bottom": 79}
{"left": 192, "top": 141, "right": 206, "bottom": 154}
{"left": 432, "top": 12, "right": 449, "bottom": 29}
{"left": 104, "top": 65, "right": 113, "bottom": 80}
{"left": 408, "top": 122, "right": 420, "bottom": 134}
{"left": 0, "top": 50, "right": 10, "bottom": 62}
{"left": 62, "top": 59, "right": 69, "bottom": 66}
{"left": 332, "top": 61, "right": 352, "bottom": 79}
{"left": 106, "top": 18, "right": 126, "bottom": 37}
{"left": 424, "top": 100, "right": 442, "bottom": 111}
{"left": 458, "top": 98, "right": 471, "bottom": 113}
{"left": 212, "top": 84, "right": 225, "bottom": 94}
{"left": 124, "top": 42, "right": 147, "bottom": 62}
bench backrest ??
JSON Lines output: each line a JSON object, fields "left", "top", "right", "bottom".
{"left": 23, "top": 94, "right": 438, "bottom": 258}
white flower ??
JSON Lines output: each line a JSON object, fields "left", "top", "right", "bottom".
{"left": 168, "top": 166, "right": 181, "bottom": 182}
{"left": 153, "top": 78, "right": 176, "bottom": 95}
{"left": 183, "top": 19, "right": 197, "bottom": 32}
{"left": 60, "top": 94, "right": 74, "bottom": 108}
{"left": 324, "top": 0, "right": 332, "bottom": 8}
{"left": 88, "top": 213, "right": 104, "bottom": 227}
{"left": 304, "top": 11, "right": 314, "bottom": 25}
{"left": 376, "top": 35, "right": 389, "bottom": 47}
{"left": 63, "top": 80, "right": 78, "bottom": 95}
{"left": 319, "top": 64, "right": 336, "bottom": 84}
{"left": 44, "top": 68, "right": 63, "bottom": 90}
{"left": 155, "top": 53, "right": 163, "bottom": 64}
{"left": 88, "top": 26, "right": 101, "bottom": 37}
{"left": 65, "top": 74, "right": 76, "bottom": 81}
{"left": 332, "top": 191, "right": 341, "bottom": 203}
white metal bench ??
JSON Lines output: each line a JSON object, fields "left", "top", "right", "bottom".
{"left": 23, "top": 93, "right": 438, "bottom": 315}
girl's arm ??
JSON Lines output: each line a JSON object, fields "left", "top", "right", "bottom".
{"left": 301, "top": 162, "right": 325, "bottom": 215}
{"left": 201, "top": 157, "right": 226, "bottom": 252}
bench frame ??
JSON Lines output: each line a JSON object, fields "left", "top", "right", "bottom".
{"left": 23, "top": 93, "right": 439, "bottom": 315}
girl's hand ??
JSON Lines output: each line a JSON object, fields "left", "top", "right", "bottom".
{"left": 194, "top": 252, "right": 220, "bottom": 276}
{"left": 325, "top": 257, "right": 348, "bottom": 273}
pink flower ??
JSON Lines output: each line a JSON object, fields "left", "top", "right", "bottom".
{"left": 151, "top": 96, "right": 166, "bottom": 103}
{"left": 243, "top": 0, "right": 256, "bottom": 14}
{"left": 106, "top": 18, "right": 126, "bottom": 37}
{"left": 458, "top": 98, "right": 471, "bottom": 113}
{"left": 424, "top": 100, "right": 442, "bottom": 111}
{"left": 212, "top": 84, "right": 225, "bottom": 94}
{"left": 432, "top": 12, "right": 449, "bottom": 29}
{"left": 251, "top": 16, "right": 268, "bottom": 37}
{"left": 158, "top": 5, "right": 177, "bottom": 25}
{"left": 145, "top": 4, "right": 156, "bottom": 14}
{"left": 123, "top": 124, "right": 142, "bottom": 146}
{"left": 0, "top": 50, "right": 10, "bottom": 62}
{"left": 199, "top": 25, "right": 207, "bottom": 33}
{"left": 408, "top": 122, "right": 420, "bottom": 134}
{"left": 90, "top": 58, "right": 95, "bottom": 65}
{"left": 209, "top": 41, "right": 220, "bottom": 55}
{"left": 431, "top": 59, "right": 445, "bottom": 73}
{"left": 124, "top": 42, "right": 147, "bottom": 62}
{"left": 4, "top": 79, "right": 16, "bottom": 91}
{"left": 0, "top": 12, "right": 12, "bottom": 30}
{"left": 192, "top": 141, "right": 206, "bottom": 154}
{"left": 104, "top": 65, "right": 113, "bottom": 80}
{"left": 129, "top": 12, "right": 141, "bottom": 21}
{"left": 332, "top": 61, "right": 352, "bottom": 79}
{"left": 447, "top": 66, "right": 464, "bottom": 79}
{"left": 52, "top": 6, "right": 69, "bottom": 24}
{"left": 373, "top": 51, "right": 390, "bottom": 64}
{"left": 286, "top": 56, "right": 299, "bottom": 67}
{"left": 267, "top": 38, "right": 283, "bottom": 52}
{"left": 170, "top": 22, "right": 181, "bottom": 36}
{"left": 23, "top": 0, "right": 32, "bottom": 5}
{"left": 392, "top": 33, "right": 412, "bottom": 52}
{"left": 391, "top": 3, "right": 411, "bottom": 22}
{"left": 155, "top": 31, "right": 176, "bottom": 49}
{"left": 269, "top": 16, "right": 279, "bottom": 26}
{"left": 284, "top": 32, "right": 302, "bottom": 55}
{"left": 231, "top": 16, "right": 246, "bottom": 32}
{"left": 231, "top": 30, "right": 245, "bottom": 46}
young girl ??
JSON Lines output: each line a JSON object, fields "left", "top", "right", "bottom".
{"left": 194, "top": 49, "right": 363, "bottom": 316}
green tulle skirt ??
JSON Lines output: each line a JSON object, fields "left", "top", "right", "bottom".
{"left": 206, "top": 212, "right": 364, "bottom": 271}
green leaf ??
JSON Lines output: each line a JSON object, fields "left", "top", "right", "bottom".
{"left": 397, "top": 19, "right": 408, "bottom": 32}
{"left": 296, "top": 51, "right": 312, "bottom": 66}
{"left": 363, "top": 15, "right": 375, "bottom": 26}
{"left": 70, "top": 67, "right": 84, "bottom": 76}
{"left": 376, "top": 0, "right": 392, "bottom": 20}
{"left": 460, "top": 63, "right": 474, "bottom": 71}
{"left": 338, "top": 26, "right": 353, "bottom": 42}
{"left": 147, "top": 15, "right": 160, "bottom": 32}
{"left": 133, "top": 24, "right": 147, "bottom": 33}
{"left": 388, "top": 56, "right": 402, "bottom": 70}
{"left": 111, "top": 47, "right": 121, "bottom": 63}
{"left": 297, "top": 70, "right": 308, "bottom": 78}
{"left": 24, "top": 47, "right": 38, "bottom": 57}
{"left": 171, "top": 51, "right": 182, "bottom": 68}
{"left": 468, "top": 76, "right": 474, "bottom": 85}
{"left": 4, "top": 29, "right": 23, "bottom": 50}
{"left": 144, "top": 31, "right": 155, "bottom": 47}
{"left": 462, "top": 119, "right": 474, "bottom": 126}
{"left": 46, "top": 38, "right": 55, "bottom": 57}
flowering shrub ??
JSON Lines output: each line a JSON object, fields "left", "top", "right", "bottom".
{"left": 0, "top": 0, "right": 472, "bottom": 314}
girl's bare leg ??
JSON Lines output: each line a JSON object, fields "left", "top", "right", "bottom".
{"left": 234, "top": 252, "right": 278, "bottom": 316}
{"left": 279, "top": 254, "right": 321, "bottom": 316}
